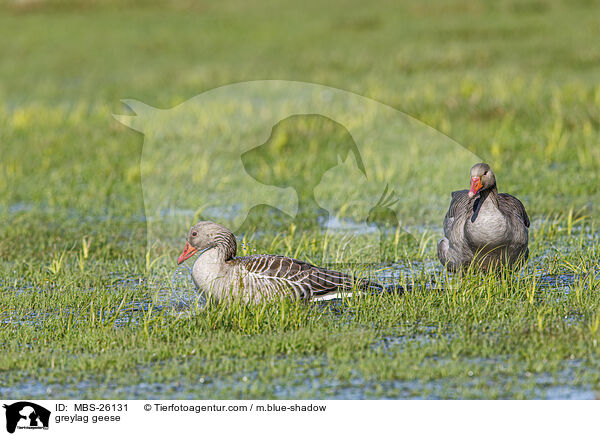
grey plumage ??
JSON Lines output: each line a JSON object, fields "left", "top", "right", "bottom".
{"left": 179, "top": 221, "right": 382, "bottom": 303}
{"left": 438, "top": 163, "right": 529, "bottom": 272}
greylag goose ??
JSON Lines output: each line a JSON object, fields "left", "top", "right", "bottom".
{"left": 177, "top": 221, "right": 390, "bottom": 303}
{"left": 437, "top": 163, "right": 529, "bottom": 272}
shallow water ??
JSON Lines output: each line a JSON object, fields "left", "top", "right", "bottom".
{"left": 0, "top": 259, "right": 587, "bottom": 327}
{"left": 2, "top": 225, "right": 599, "bottom": 399}
{"left": 2, "top": 356, "right": 596, "bottom": 400}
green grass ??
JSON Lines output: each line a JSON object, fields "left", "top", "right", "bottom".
{"left": 1, "top": 0, "right": 600, "bottom": 399}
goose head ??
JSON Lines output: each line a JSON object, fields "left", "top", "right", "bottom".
{"left": 468, "top": 163, "right": 496, "bottom": 198}
{"left": 177, "top": 221, "right": 236, "bottom": 264}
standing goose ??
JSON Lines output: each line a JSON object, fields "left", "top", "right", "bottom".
{"left": 177, "top": 221, "right": 387, "bottom": 303}
{"left": 437, "top": 163, "right": 529, "bottom": 272}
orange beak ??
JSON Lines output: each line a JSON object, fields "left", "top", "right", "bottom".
{"left": 177, "top": 241, "right": 198, "bottom": 265}
{"left": 468, "top": 177, "right": 483, "bottom": 198}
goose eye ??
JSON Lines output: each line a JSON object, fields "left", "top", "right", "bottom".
{"left": 191, "top": 231, "right": 198, "bottom": 237}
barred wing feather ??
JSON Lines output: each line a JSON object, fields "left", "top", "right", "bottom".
{"left": 229, "top": 254, "right": 370, "bottom": 299}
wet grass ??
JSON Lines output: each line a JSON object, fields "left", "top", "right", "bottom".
{"left": 1, "top": 0, "right": 600, "bottom": 398}
{"left": 1, "top": 216, "right": 599, "bottom": 398}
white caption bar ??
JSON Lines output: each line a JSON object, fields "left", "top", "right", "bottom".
{"left": 0, "top": 400, "right": 597, "bottom": 436}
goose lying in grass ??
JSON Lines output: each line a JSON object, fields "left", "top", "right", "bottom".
{"left": 177, "top": 221, "right": 396, "bottom": 303}
{"left": 437, "top": 163, "right": 529, "bottom": 272}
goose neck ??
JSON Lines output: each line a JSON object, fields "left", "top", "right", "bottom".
{"left": 471, "top": 186, "right": 499, "bottom": 222}
{"left": 197, "top": 246, "right": 228, "bottom": 266}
